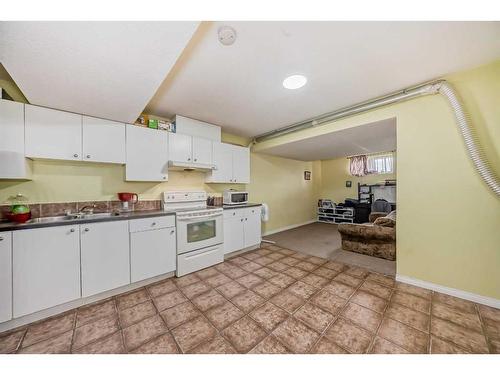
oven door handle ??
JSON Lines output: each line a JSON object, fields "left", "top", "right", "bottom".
{"left": 177, "top": 213, "right": 222, "bottom": 221}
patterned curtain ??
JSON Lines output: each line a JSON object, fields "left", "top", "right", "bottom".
{"left": 349, "top": 155, "right": 368, "bottom": 176}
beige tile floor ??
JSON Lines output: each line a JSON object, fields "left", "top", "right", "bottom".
{"left": 1, "top": 243, "right": 499, "bottom": 354}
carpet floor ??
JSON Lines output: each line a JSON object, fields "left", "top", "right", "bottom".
{"left": 263, "top": 222, "right": 396, "bottom": 276}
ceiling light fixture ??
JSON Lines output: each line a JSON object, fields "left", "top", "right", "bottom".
{"left": 283, "top": 74, "right": 307, "bottom": 90}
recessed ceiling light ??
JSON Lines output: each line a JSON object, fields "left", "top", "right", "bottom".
{"left": 283, "top": 74, "right": 307, "bottom": 90}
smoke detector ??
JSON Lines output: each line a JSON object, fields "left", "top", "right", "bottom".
{"left": 218, "top": 26, "right": 237, "bottom": 46}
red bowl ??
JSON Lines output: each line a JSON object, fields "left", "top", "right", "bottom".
{"left": 6, "top": 212, "right": 32, "bottom": 223}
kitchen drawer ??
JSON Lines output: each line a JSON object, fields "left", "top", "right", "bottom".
{"left": 244, "top": 206, "right": 261, "bottom": 217}
{"left": 223, "top": 208, "right": 245, "bottom": 219}
{"left": 176, "top": 244, "right": 223, "bottom": 277}
{"left": 129, "top": 215, "right": 175, "bottom": 232}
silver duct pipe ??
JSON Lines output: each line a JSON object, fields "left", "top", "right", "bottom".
{"left": 253, "top": 80, "right": 500, "bottom": 198}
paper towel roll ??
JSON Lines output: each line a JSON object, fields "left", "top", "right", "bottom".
{"left": 261, "top": 203, "right": 269, "bottom": 222}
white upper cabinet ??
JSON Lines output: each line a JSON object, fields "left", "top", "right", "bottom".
{"left": 82, "top": 116, "right": 125, "bottom": 163}
{"left": 126, "top": 125, "right": 168, "bottom": 181}
{"left": 208, "top": 142, "right": 233, "bottom": 182}
{"left": 232, "top": 146, "right": 250, "bottom": 184}
{"left": 25, "top": 104, "right": 82, "bottom": 161}
{"left": 0, "top": 231, "right": 12, "bottom": 323}
{"left": 0, "top": 99, "right": 31, "bottom": 179}
{"left": 206, "top": 143, "right": 250, "bottom": 183}
{"left": 168, "top": 132, "right": 192, "bottom": 162}
{"left": 12, "top": 225, "right": 81, "bottom": 318}
{"left": 192, "top": 136, "right": 212, "bottom": 164}
{"left": 80, "top": 221, "right": 130, "bottom": 298}
{"left": 169, "top": 132, "right": 214, "bottom": 166}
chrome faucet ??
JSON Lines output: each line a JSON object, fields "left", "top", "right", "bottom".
{"left": 79, "top": 204, "right": 97, "bottom": 214}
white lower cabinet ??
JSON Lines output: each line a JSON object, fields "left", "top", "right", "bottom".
{"left": 223, "top": 206, "right": 262, "bottom": 255}
{"left": 80, "top": 221, "right": 130, "bottom": 297}
{"left": 130, "top": 222, "right": 176, "bottom": 283}
{"left": 243, "top": 207, "right": 262, "bottom": 247}
{"left": 0, "top": 232, "right": 12, "bottom": 323}
{"left": 4, "top": 215, "right": 178, "bottom": 323}
{"left": 223, "top": 211, "right": 245, "bottom": 254}
{"left": 12, "top": 225, "right": 81, "bottom": 318}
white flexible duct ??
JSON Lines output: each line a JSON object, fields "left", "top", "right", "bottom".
{"left": 254, "top": 80, "right": 500, "bottom": 198}
{"left": 435, "top": 81, "right": 500, "bottom": 197}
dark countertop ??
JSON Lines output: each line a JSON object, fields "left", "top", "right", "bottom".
{"left": 0, "top": 210, "right": 175, "bottom": 232}
{"left": 219, "top": 203, "right": 262, "bottom": 210}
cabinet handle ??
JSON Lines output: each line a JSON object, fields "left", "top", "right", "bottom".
{"left": 70, "top": 228, "right": 75, "bottom": 233}
{"left": 240, "top": 218, "right": 243, "bottom": 222}
{"left": 151, "top": 222, "right": 156, "bottom": 226}
{"left": 162, "top": 176, "right": 166, "bottom": 180}
{"left": 194, "top": 158, "right": 197, "bottom": 162}
{"left": 73, "top": 154, "right": 78, "bottom": 158}
{"left": 187, "top": 158, "right": 191, "bottom": 161}
{"left": 170, "top": 230, "right": 175, "bottom": 235}
{"left": 86, "top": 155, "right": 91, "bottom": 159}
{"left": 84, "top": 228, "right": 89, "bottom": 232}
{"left": 0, "top": 237, "right": 4, "bottom": 241}
{"left": 245, "top": 218, "right": 248, "bottom": 221}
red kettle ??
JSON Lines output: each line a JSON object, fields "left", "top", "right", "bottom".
{"left": 117, "top": 192, "right": 138, "bottom": 203}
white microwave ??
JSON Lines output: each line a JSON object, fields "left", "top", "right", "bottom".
{"left": 223, "top": 190, "right": 248, "bottom": 205}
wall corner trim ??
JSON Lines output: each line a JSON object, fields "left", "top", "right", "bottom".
{"left": 396, "top": 274, "right": 500, "bottom": 309}
{"left": 263, "top": 220, "right": 317, "bottom": 236}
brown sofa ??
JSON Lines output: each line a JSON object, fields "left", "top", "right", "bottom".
{"left": 337, "top": 211, "right": 396, "bottom": 261}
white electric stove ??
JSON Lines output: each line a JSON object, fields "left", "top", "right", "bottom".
{"left": 162, "top": 191, "right": 224, "bottom": 276}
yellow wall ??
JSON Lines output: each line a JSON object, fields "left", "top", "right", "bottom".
{"left": 246, "top": 153, "right": 321, "bottom": 234}
{"left": 254, "top": 60, "right": 500, "bottom": 300}
{"left": 320, "top": 156, "right": 396, "bottom": 203}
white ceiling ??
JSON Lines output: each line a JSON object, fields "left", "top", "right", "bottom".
{"left": 146, "top": 21, "right": 500, "bottom": 138}
{"left": 259, "top": 118, "right": 396, "bottom": 161}
{"left": 0, "top": 21, "right": 199, "bottom": 123}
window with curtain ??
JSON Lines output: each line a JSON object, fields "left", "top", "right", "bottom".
{"left": 349, "top": 152, "right": 395, "bottom": 176}
{"left": 367, "top": 152, "right": 395, "bottom": 174}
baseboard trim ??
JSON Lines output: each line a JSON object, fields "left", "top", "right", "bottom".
{"left": 263, "top": 220, "right": 317, "bottom": 236}
{"left": 396, "top": 274, "right": 500, "bottom": 309}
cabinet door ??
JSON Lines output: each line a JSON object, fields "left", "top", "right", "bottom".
{"left": 192, "top": 137, "right": 212, "bottom": 165}
{"left": 206, "top": 142, "right": 233, "bottom": 183}
{"left": 0, "top": 100, "right": 30, "bottom": 179}
{"left": 223, "top": 215, "right": 245, "bottom": 254}
{"left": 82, "top": 116, "right": 125, "bottom": 163}
{"left": 232, "top": 145, "right": 250, "bottom": 183}
{"left": 130, "top": 227, "right": 176, "bottom": 283}
{"left": 243, "top": 207, "right": 262, "bottom": 248}
{"left": 126, "top": 125, "right": 168, "bottom": 181}
{"left": 80, "top": 221, "right": 130, "bottom": 297}
{"left": 25, "top": 104, "right": 82, "bottom": 161}
{"left": 0, "top": 232, "right": 12, "bottom": 323}
{"left": 13, "top": 225, "right": 80, "bottom": 318}
{"left": 168, "top": 132, "right": 192, "bottom": 162}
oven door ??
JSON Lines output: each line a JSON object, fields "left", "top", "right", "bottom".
{"left": 176, "top": 212, "right": 223, "bottom": 254}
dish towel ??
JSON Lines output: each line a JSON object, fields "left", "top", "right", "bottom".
{"left": 261, "top": 203, "right": 269, "bottom": 222}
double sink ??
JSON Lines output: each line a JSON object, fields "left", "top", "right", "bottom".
{"left": 27, "top": 212, "right": 121, "bottom": 224}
